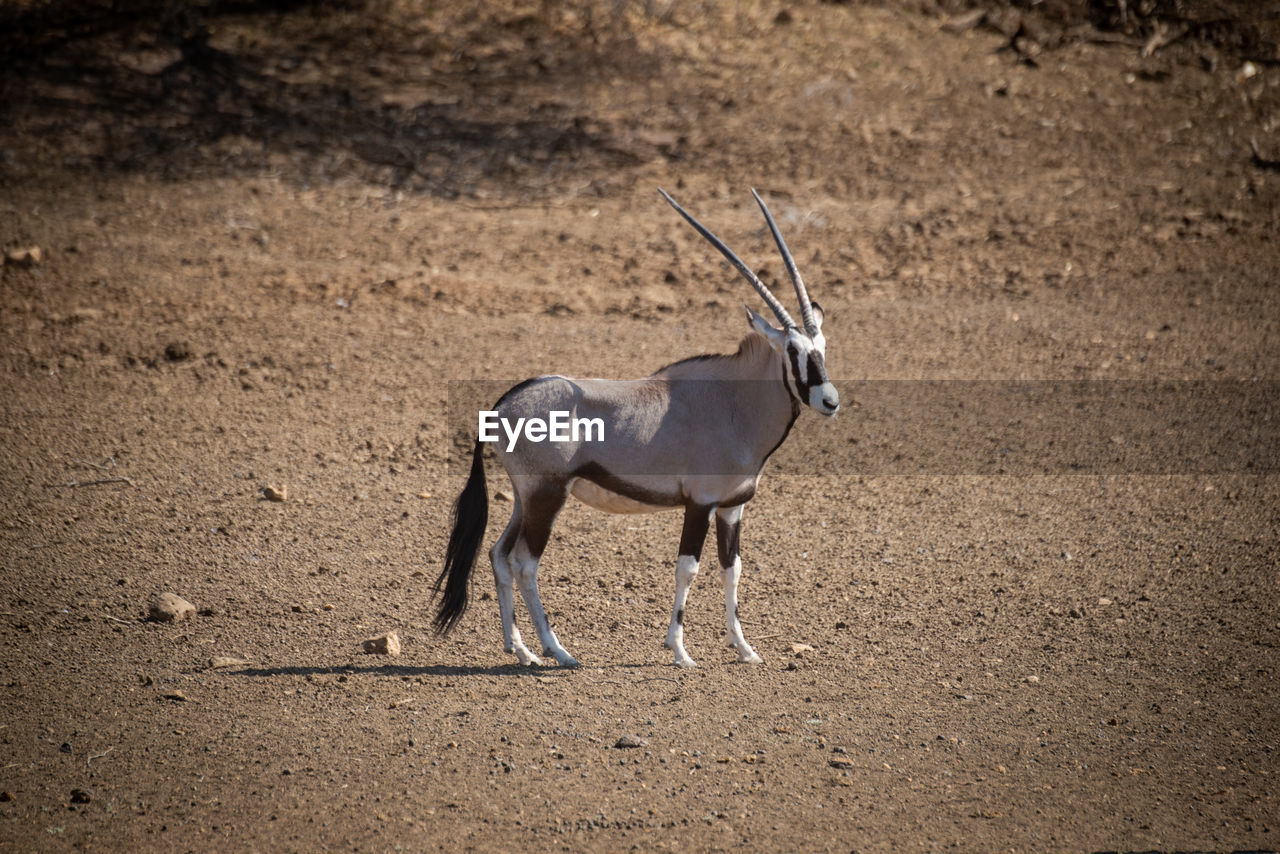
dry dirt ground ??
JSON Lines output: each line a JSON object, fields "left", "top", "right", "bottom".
{"left": 2, "top": 0, "right": 1279, "bottom": 850}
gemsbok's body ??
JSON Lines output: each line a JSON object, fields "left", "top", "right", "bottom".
{"left": 433, "top": 189, "right": 838, "bottom": 667}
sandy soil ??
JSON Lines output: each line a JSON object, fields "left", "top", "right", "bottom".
{"left": 1, "top": 0, "right": 1278, "bottom": 850}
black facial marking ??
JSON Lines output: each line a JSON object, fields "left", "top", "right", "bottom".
{"left": 807, "top": 352, "right": 823, "bottom": 385}
{"left": 787, "top": 344, "right": 809, "bottom": 403}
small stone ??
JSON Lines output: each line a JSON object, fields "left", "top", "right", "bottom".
{"left": 69, "top": 788, "right": 92, "bottom": 804}
{"left": 5, "top": 246, "right": 42, "bottom": 267}
{"left": 1024, "top": 675, "right": 1040, "bottom": 684}
{"left": 262, "top": 485, "right": 287, "bottom": 502}
{"left": 1098, "top": 597, "right": 1113, "bottom": 606}
{"left": 209, "top": 656, "right": 250, "bottom": 669}
{"left": 0, "top": 790, "right": 12, "bottom": 802}
{"left": 163, "top": 690, "right": 188, "bottom": 701}
{"left": 614, "top": 735, "right": 645, "bottom": 749}
{"left": 494, "top": 490, "right": 512, "bottom": 503}
{"left": 791, "top": 642, "right": 814, "bottom": 655}
{"left": 828, "top": 757, "right": 854, "bottom": 769}
{"left": 148, "top": 592, "right": 196, "bottom": 623}
{"left": 362, "top": 631, "right": 401, "bottom": 656}
{"left": 163, "top": 341, "right": 192, "bottom": 362}
{"left": 59, "top": 742, "right": 73, "bottom": 754}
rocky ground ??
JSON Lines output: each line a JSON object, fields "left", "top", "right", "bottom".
{"left": 1, "top": 0, "right": 1277, "bottom": 849}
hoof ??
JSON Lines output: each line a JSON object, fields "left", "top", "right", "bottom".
{"left": 514, "top": 647, "right": 543, "bottom": 667}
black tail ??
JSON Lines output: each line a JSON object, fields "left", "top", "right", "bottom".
{"left": 432, "top": 438, "right": 488, "bottom": 635}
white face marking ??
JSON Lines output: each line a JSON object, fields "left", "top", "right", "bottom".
{"left": 784, "top": 331, "right": 839, "bottom": 416}
{"left": 809, "top": 381, "right": 840, "bottom": 416}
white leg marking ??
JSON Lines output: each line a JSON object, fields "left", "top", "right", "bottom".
{"left": 665, "top": 554, "right": 699, "bottom": 668}
{"left": 511, "top": 541, "right": 578, "bottom": 668}
{"left": 723, "top": 555, "right": 762, "bottom": 664}
{"left": 491, "top": 538, "right": 541, "bottom": 666}
{"left": 716, "top": 505, "right": 762, "bottom": 664}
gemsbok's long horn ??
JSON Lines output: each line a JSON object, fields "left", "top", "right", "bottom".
{"left": 658, "top": 188, "right": 797, "bottom": 331}
{"left": 750, "top": 188, "right": 817, "bottom": 338}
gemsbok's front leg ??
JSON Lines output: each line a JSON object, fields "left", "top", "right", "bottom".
{"left": 716, "top": 505, "right": 763, "bottom": 664}
{"left": 666, "top": 505, "right": 712, "bottom": 668}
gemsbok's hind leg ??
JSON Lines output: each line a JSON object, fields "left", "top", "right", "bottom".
{"left": 716, "top": 505, "right": 763, "bottom": 664}
{"left": 490, "top": 498, "right": 541, "bottom": 666}
{"left": 666, "top": 505, "right": 712, "bottom": 668}
{"left": 510, "top": 481, "right": 578, "bottom": 667}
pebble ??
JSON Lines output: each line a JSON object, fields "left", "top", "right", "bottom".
{"left": 494, "top": 490, "right": 513, "bottom": 503}
{"left": 163, "top": 690, "right": 189, "bottom": 702}
{"left": 791, "top": 642, "right": 814, "bottom": 655}
{"left": 828, "top": 758, "right": 854, "bottom": 769}
{"left": 1098, "top": 597, "right": 1113, "bottom": 606}
{"left": 362, "top": 631, "right": 401, "bottom": 656}
{"left": 614, "top": 735, "right": 646, "bottom": 749}
{"left": 1024, "top": 675, "right": 1040, "bottom": 684}
{"left": 262, "top": 485, "right": 288, "bottom": 502}
{"left": 148, "top": 592, "right": 196, "bottom": 623}
{"left": 209, "top": 656, "right": 250, "bottom": 669}
{"left": 69, "top": 788, "right": 92, "bottom": 804}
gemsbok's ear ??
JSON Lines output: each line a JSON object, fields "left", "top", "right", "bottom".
{"left": 809, "top": 300, "right": 825, "bottom": 331}
{"left": 744, "top": 304, "right": 787, "bottom": 348}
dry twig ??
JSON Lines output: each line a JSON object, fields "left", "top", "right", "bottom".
{"left": 86, "top": 746, "right": 115, "bottom": 766}
{"left": 47, "top": 477, "right": 134, "bottom": 489}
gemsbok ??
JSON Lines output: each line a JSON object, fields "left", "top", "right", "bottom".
{"left": 432, "top": 188, "right": 838, "bottom": 667}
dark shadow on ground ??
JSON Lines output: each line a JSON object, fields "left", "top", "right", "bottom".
{"left": 229, "top": 660, "right": 671, "bottom": 678}
{"left": 0, "top": 0, "right": 676, "bottom": 197}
